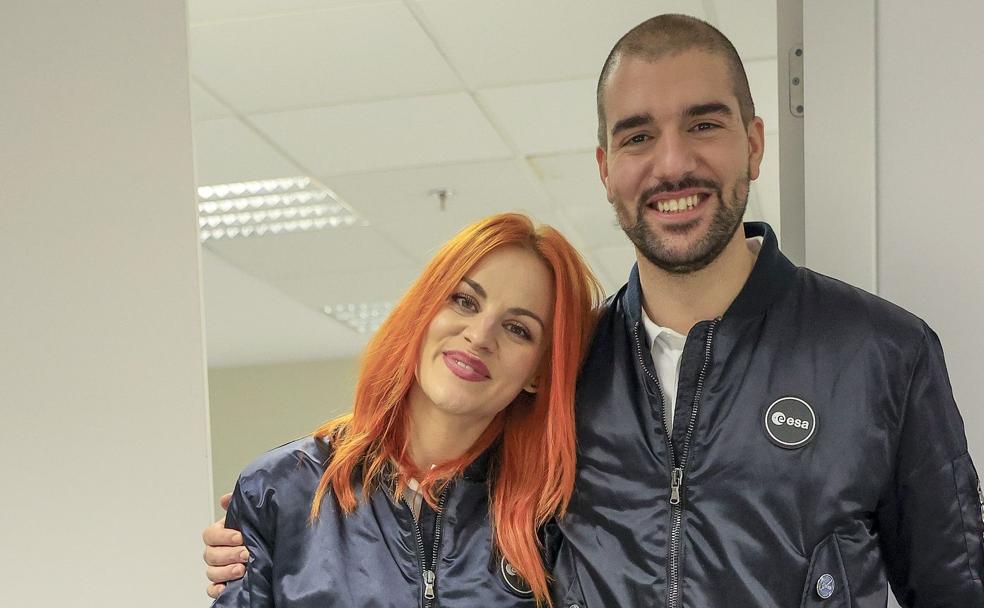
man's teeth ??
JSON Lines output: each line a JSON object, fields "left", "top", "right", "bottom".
{"left": 656, "top": 194, "right": 700, "bottom": 213}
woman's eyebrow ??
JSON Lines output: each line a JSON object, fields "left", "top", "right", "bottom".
{"left": 462, "top": 277, "right": 486, "bottom": 298}
{"left": 462, "top": 277, "right": 545, "bottom": 329}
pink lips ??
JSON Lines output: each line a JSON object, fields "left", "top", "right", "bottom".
{"left": 442, "top": 350, "right": 490, "bottom": 382}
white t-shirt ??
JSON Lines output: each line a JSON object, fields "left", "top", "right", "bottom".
{"left": 639, "top": 236, "right": 764, "bottom": 432}
{"left": 640, "top": 313, "right": 687, "bottom": 431}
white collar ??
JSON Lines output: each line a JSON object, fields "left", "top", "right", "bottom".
{"left": 641, "top": 311, "right": 687, "bottom": 352}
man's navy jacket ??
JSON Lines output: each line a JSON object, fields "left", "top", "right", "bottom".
{"left": 552, "top": 222, "right": 984, "bottom": 607}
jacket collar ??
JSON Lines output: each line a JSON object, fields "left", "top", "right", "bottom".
{"left": 461, "top": 438, "right": 498, "bottom": 482}
{"left": 622, "top": 222, "right": 797, "bottom": 326}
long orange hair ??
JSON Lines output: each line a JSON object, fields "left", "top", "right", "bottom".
{"left": 310, "top": 213, "right": 602, "bottom": 606}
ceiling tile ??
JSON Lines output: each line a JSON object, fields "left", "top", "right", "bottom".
{"left": 272, "top": 265, "right": 424, "bottom": 310}
{"left": 329, "top": 160, "right": 551, "bottom": 220}
{"left": 589, "top": 244, "right": 638, "bottom": 295}
{"left": 193, "top": 117, "right": 304, "bottom": 185}
{"left": 526, "top": 152, "right": 626, "bottom": 249}
{"left": 201, "top": 249, "right": 368, "bottom": 365}
{"left": 190, "top": 2, "right": 461, "bottom": 113}
{"left": 327, "top": 160, "right": 554, "bottom": 259}
{"left": 745, "top": 58, "right": 779, "bottom": 134}
{"left": 190, "top": 81, "right": 233, "bottom": 121}
{"left": 528, "top": 151, "right": 605, "bottom": 205}
{"left": 711, "top": 0, "right": 778, "bottom": 60}
{"left": 250, "top": 93, "right": 513, "bottom": 176}
{"left": 412, "top": 0, "right": 707, "bottom": 87}
{"left": 205, "top": 224, "right": 416, "bottom": 281}
{"left": 478, "top": 79, "right": 598, "bottom": 156}
{"left": 188, "top": 0, "right": 388, "bottom": 25}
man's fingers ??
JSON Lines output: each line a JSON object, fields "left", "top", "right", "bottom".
{"left": 207, "top": 563, "right": 246, "bottom": 585}
{"left": 204, "top": 544, "right": 250, "bottom": 567}
{"left": 219, "top": 492, "right": 232, "bottom": 511}
{"left": 207, "top": 582, "right": 226, "bottom": 600}
{"left": 202, "top": 520, "right": 243, "bottom": 547}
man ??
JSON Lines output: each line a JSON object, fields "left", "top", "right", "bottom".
{"left": 204, "top": 14, "right": 984, "bottom": 606}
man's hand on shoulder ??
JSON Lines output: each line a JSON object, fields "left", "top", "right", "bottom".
{"left": 203, "top": 493, "right": 250, "bottom": 599}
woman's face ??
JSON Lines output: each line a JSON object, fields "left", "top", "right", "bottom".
{"left": 410, "top": 246, "right": 554, "bottom": 428}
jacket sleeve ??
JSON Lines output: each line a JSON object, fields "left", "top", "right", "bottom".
{"left": 211, "top": 476, "right": 276, "bottom": 608}
{"left": 877, "top": 324, "right": 984, "bottom": 606}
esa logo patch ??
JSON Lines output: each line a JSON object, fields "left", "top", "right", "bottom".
{"left": 500, "top": 557, "right": 533, "bottom": 597}
{"left": 763, "top": 397, "right": 817, "bottom": 449}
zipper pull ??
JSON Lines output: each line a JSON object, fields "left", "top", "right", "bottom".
{"left": 977, "top": 480, "right": 984, "bottom": 529}
{"left": 670, "top": 467, "right": 684, "bottom": 505}
{"left": 423, "top": 569, "right": 436, "bottom": 600}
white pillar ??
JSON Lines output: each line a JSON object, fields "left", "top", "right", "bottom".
{"left": 803, "top": 0, "right": 878, "bottom": 292}
{"left": 0, "top": 2, "right": 213, "bottom": 606}
{"left": 875, "top": 0, "right": 984, "bottom": 461}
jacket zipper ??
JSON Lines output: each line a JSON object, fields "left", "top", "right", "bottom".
{"left": 404, "top": 487, "right": 450, "bottom": 608}
{"left": 634, "top": 319, "right": 718, "bottom": 608}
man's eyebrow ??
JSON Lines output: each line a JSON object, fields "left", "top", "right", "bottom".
{"left": 610, "top": 113, "right": 653, "bottom": 139}
{"left": 684, "top": 102, "right": 733, "bottom": 118}
{"left": 461, "top": 277, "right": 545, "bottom": 329}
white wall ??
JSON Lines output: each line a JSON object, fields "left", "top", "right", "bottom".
{"left": 209, "top": 358, "right": 357, "bottom": 518}
{"left": 875, "top": 0, "right": 984, "bottom": 460}
{"left": 805, "top": 0, "right": 982, "bottom": 459}
{"left": 805, "top": 4, "right": 982, "bottom": 604}
{"left": 0, "top": 2, "right": 213, "bottom": 606}
{"left": 803, "top": 0, "right": 877, "bottom": 292}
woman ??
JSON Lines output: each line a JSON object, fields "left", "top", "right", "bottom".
{"left": 210, "top": 213, "right": 601, "bottom": 607}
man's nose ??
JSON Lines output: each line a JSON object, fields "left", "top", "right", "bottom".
{"left": 650, "top": 131, "right": 698, "bottom": 183}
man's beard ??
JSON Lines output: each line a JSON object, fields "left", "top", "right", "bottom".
{"left": 613, "top": 172, "right": 750, "bottom": 275}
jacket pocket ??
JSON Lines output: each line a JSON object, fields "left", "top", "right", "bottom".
{"left": 952, "top": 452, "right": 984, "bottom": 582}
{"left": 800, "top": 533, "right": 852, "bottom": 608}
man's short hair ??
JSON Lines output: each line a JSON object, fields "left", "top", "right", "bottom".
{"left": 596, "top": 14, "right": 756, "bottom": 147}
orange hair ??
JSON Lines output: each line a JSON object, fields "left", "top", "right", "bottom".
{"left": 310, "top": 213, "right": 602, "bottom": 606}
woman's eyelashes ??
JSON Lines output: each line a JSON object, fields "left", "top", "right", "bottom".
{"left": 449, "top": 292, "right": 535, "bottom": 342}
{"left": 504, "top": 322, "right": 533, "bottom": 341}
{"left": 450, "top": 292, "right": 478, "bottom": 313}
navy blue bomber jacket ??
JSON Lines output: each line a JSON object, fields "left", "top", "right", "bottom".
{"left": 213, "top": 436, "right": 542, "bottom": 608}
{"left": 550, "top": 222, "right": 984, "bottom": 607}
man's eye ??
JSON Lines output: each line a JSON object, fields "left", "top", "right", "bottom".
{"left": 451, "top": 293, "right": 477, "bottom": 312}
{"left": 692, "top": 122, "right": 719, "bottom": 132}
{"left": 625, "top": 133, "right": 650, "bottom": 145}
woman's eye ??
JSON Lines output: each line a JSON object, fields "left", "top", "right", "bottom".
{"left": 505, "top": 322, "right": 532, "bottom": 341}
{"left": 450, "top": 293, "right": 477, "bottom": 312}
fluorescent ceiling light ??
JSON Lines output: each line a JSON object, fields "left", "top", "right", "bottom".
{"left": 197, "top": 176, "right": 365, "bottom": 242}
{"left": 323, "top": 302, "right": 393, "bottom": 334}
{"left": 197, "top": 176, "right": 311, "bottom": 200}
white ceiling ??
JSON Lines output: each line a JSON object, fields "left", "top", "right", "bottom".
{"left": 188, "top": 0, "right": 781, "bottom": 367}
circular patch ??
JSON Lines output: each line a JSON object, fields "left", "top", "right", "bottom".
{"left": 816, "top": 573, "right": 835, "bottom": 599}
{"left": 500, "top": 557, "right": 533, "bottom": 597}
{"left": 763, "top": 397, "right": 817, "bottom": 449}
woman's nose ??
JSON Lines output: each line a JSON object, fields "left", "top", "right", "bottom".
{"left": 462, "top": 316, "right": 496, "bottom": 351}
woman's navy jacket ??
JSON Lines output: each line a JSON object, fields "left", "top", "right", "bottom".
{"left": 212, "top": 436, "right": 541, "bottom": 608}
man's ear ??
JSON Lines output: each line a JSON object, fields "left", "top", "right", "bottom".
{"left": 746, "top": 116, "right": 766, "bottom": 181}
{"left": 596, "top": 145, "right": 613, "bottom": 203}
